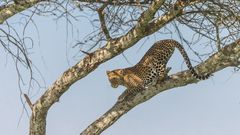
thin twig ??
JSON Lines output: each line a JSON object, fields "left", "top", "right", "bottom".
{"left": 97, "top": 4, "right": 111, "bottom": 40}
{"left": 80, "top": 50, "right": 91, "bottom": 56}
{"left": 24, "top": 94, "right": 33, "bottom": 111}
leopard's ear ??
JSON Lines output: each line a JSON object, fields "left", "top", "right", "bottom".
{"left": 119, "top": 69, "right": 124, "bottom": 75}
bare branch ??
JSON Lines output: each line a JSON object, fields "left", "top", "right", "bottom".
{"left": 24, "top": 94, "right": 33, "bottom": 111}
{"left": 176, "top": 0, "right": 240, "bottom": 49}
{"left": 97, "top": 4, "right": 111, "bottom": 40}
{"left": 74, "top": 0, "right": 153, "bottom": 6}
{"left": 215, "top": 22, "right": 221, "bottom": 51}
{"left": 80, "top": 50, "right": 92, "bottom": 56}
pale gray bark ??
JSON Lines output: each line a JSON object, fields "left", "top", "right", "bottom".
{"left": 0, "top": 0, "right": 46, "bottom": 24}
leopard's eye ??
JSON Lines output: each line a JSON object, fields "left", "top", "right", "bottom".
{"left": 111, "top": 78, "right": 117, "bottom": 81}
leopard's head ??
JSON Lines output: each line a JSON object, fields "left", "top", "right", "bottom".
{"left": 106, "top": 69, "right": 124, "bottom": 88}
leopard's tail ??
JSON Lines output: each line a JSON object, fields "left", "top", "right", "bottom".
{"left": 173, "top": 40, "right": 211, "bottom": 80}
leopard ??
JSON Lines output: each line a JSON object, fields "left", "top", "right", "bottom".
{"left": 106, "top": 39, "right": 211, "bottom": 101}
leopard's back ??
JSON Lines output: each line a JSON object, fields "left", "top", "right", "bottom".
{"left": 132, "top": 39, "right": 177, "bottom": 85}
{"left": 138, "top": 39, "right": 176, "bottom": 67}
{"left": 135, "top": 39, "right": 210, "bottom": 81}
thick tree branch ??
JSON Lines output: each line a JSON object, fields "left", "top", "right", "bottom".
{"left": 80, "top": 39, "right": 240, "bottom": 135}
{"left": 0, "top": 0, "right": 45, "bottom": 24}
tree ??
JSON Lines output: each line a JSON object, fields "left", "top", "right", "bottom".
{"left": 1, "top": 0, "right": 240, "bottom": 135}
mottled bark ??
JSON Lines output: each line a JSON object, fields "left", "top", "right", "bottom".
{"left": 29, "top": 107, "right": 47, "bottom": 135}
{"left": 0, "top": 0, "right": 46, "bottom": 24}
{"left": 80, "top": 39, "right": 240, "bottom": 135}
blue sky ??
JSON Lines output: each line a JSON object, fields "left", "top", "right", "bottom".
{"left": 0, "top": 7, "right": 240, "bottom": 135}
